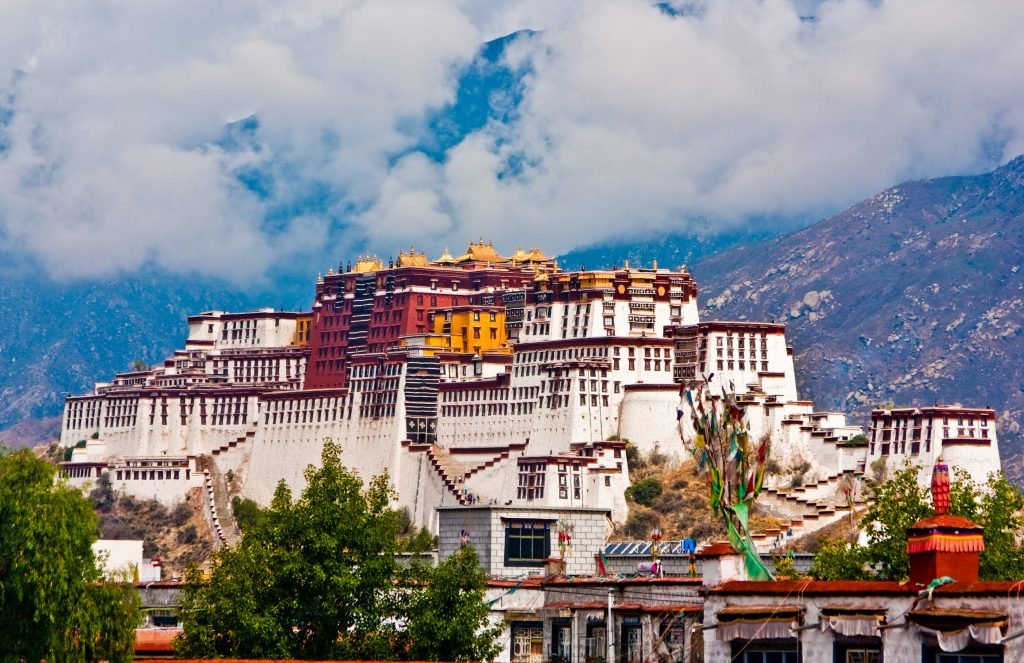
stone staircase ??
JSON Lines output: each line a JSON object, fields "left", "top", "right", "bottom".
{"left": 196, "top": 455, "right": 241, "bottom": 549}
{"left": 420, "top": 444, "right": 472, "bottom": 505}
{"left": 404, "top": 442, "right": 523, "bottom": 506}
{"left": 753, "top": 468, "right": 868, "bottom": 552}
{"left": 211, "top": 423, "right": 258, "bottom": 457}
{"left": 457, "top": 443, "right": 527, "bottom": 481}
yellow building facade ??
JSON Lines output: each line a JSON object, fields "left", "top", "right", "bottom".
{"left": 431, "top": 305, "right": 509, "bottom": 356}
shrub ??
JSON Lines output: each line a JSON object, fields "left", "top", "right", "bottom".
{"left": 647, "top": 446, "right": 668, "bottom": 468}
{"left": 230, "top": 496, "right": 264, "bottom": 533}
{"left": 170, "top": 502, "right": 192, "bottom": 527}
{"left": 687, "top": 519, "right": 725, "bottom": 542}
{"left": 651, "top": 491, "right": 685, "bottom": 513}
{"left": 772, "top": 554, "right": 802, "bottom": 579}
{"left": 177, "top": 525, "right": 199, "bottom": 545}
{"left": 623, "top": 510, "right": 659, "bottom": 539}
{"left": 625, "top": 478, "right": 663, "bottom": 507}
{"left": 625, "top": 443, "right": 644, "bottom": 470}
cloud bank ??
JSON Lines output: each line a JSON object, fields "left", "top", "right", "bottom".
{"left": 1, "top": 0, "right": 1022, "bottom": 283}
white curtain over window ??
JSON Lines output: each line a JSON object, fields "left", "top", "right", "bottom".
{"left": 716, "top": 619, "right": 796, "bottom": 641}
{"left": 822, "top": 614, "right": 883, "bottom": 637}
{"left": 916, "top": 624, "right": 1004, "bottom": 652}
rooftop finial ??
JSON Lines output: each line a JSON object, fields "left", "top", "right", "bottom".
{"left": 931, "top": 456, "right": 950, "bottom": 515}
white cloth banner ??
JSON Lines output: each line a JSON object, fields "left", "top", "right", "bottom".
{"left": 823, "top": 616, "right": 882, "bottom": 637}
{"left": 717, "top": 620, "right": 795, "bottom": 641}
{"left": 917, "top": 624, "right": 1003, "bottom": 652}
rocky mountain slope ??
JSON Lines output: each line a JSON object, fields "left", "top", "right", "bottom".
{"left": 558, "top": 227, "right": 783, "bottom": 272}
{"left": 693, "top": 156, "right": 1024, "bottom": 479}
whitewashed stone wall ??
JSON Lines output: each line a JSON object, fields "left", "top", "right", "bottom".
{"left": 438, "top": 506, "right": 611, "bottom": 577}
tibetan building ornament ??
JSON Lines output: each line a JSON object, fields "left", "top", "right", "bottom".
{"left": 557, "top": 522, "right": 574, "bottom": 559}
{"left": 678, "top": 377, "right": 773, "bottom": 580}
{"left": 932, "top": 456, "right": 951, "bottom": 515}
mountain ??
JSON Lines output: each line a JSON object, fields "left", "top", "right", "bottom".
{"left": 557, "top": 227, "right": 784, "bottom": 271}
{"left": 693, "top": 155, "right": 1024, "bottom": 479}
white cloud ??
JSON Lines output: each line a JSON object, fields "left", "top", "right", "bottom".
{"left": 2, "top": 0, "right": 1023, "bottom": 280}
{"left": 426, "top": 0, "right": 1024, "bottom": 255}
{"left": 0, "top": 0, "right": 480, "bottom": 282}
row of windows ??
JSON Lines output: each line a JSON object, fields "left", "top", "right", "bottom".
{"left": 441, "top": 402, "right": 534, "bottom": 417}
{"left": 114, "top": 469, "right": 187, "bottom": 481}
{"left": 714, "top": 360, "right": 771, "bottom": 372}
{"left": 352, "top": 364, "right": 403, "bottom": 378}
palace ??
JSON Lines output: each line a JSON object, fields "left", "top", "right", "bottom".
{"left": 58, "top": 241, "right": 1002, "bottom": 545}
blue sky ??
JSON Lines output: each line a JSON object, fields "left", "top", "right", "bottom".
{"left": 1, "top": 0, "right": 1022, "bottom": 285}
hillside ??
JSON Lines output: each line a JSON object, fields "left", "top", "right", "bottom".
{"left": 693, "top": 155, "right": 1024, "bottom": 479}
{"left": 558, "top": 227, "right": 786, "bottom": 272}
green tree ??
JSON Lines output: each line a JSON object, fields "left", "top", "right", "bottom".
{"left": 951, "top": 471, "right": 1024, "bottom": 580}
{"left": 811, "top": 465, "right": 1024, "bottom": 582}
{"left": 407, "top": 546, "right": 502, "bottom": 662}
{"left": 0, "top": 449, "right": 140, "bottom": 662}
{"left": 181, "top": 440, "right": 492, "bottom": 659}
{"left": 625, "top": 477, "right": 663, "bottom": 506}
{"left": 861, "top": 462, "right": 932, "bottom": 580}
{"left": 230, "top": 495, "right": 265, "bottom": 533}
{"left": 808, "top": 540, "right": 871, "bottom": 580}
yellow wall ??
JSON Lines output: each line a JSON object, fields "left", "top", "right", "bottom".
{"left": 432, "top": 308, "right": 508, "bottom": 356}
{"left": 291, "top": 317, "right": 312, "bottom": 346}
{"left": 399, "top": 334, "right": 450, "bottom": 356}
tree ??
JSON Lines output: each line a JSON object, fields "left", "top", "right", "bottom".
{"left": 407, "top": 546, "right": 502, "bottom": 662}
{"left": 808, "top": 540, "right": 871, "bottom": 581}
{"left": 0, "top": 448, "right": 140, "bottom": 662}
{"left": 951, "top": 471, "right": 1024, "bottom": 580}
{"left": 811, "top": 464, "right": 1024, "bottom": 582}
{"left": 861, "top": 463, "right": 932, "bottom": 580}
{"left": 178, "top": 441, "right": 498, "bottom": 660}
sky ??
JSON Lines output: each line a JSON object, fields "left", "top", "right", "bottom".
{"left": 1, "top": 0, "right": 1023, "bottom": 285}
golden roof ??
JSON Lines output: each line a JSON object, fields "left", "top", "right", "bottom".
{"left": 435, "top": 246, "right": 457, "bottom": 265}
{"left": 455, "top": 239, "right": 507, "bottom": 263}
{"left": 510, "top": 246, "right": 550, "bottom": 264}
{"left": 397, "top": 245, "right": 429, "bottom": 267}
{"left": 352, "top": 255, "right": 383, "bottom": 273}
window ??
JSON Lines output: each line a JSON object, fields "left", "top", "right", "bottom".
{"left": 834, "top": 642, "right": 881, "bottom": 663}
{"left": 926, "top": 645, "right": 1002, "bottom": 663}
{"left": 511, "top": 623, "right": 544, "bottom": 663}
{"left": 730, "top": 641, "right": 799, "bottom": 663}
{"left": 551, "top": 620, "right": 572, "bottom": 661}
{"left": 504, "top": 522, "right": 551, "bottom": 566}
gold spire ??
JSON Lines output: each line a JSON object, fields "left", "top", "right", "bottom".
{"left": 435, "top": 246, "right": 457, "bottom": 264}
